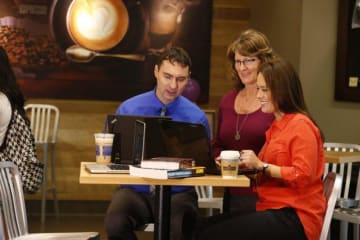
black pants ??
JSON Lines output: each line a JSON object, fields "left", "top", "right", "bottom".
{"left": 105, "top": 187, "right": 198, "bottom": 240}
{"left": 194, "top": 207, "right": 307, "bottom": 240}
{"left": 222, "top": 188, "right": 258, "bottom": 213}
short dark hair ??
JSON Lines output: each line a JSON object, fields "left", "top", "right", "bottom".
{"left": 156, "top": 46, "right": 192, "bottom": 69}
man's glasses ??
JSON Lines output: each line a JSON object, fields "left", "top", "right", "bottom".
{"left": 234, "top": 58, "right": 258, "bottom": 67}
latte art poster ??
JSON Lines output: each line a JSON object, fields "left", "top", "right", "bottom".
{"left": 0, "top": 0, "right": 212, "bottom": 102}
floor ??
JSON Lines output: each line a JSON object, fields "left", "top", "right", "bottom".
{"left": 26, "top": 200, "right": 153, "bottom": 240}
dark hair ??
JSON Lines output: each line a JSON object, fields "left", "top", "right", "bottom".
{"left": 156, "top": 46, "right": 192, "bottom": 70}
{"left": 0, "top": 46, "right": 26, "bottom": 117}
{"left": 227, "top": 29, "right": 275, "bottom": 89}
{"left": 258, "top": 58, "right": 324, "bottom": 140}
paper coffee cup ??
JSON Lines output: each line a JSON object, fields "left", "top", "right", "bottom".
{"left": 94, "top": 133, "right": 114, "bottom": 164}
{"left": 220, "top": 150, "right": 240, "bottom": 179}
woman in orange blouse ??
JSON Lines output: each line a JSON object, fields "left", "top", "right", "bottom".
{"left": 194, "top": 58, "right": 326, "bottom": 240}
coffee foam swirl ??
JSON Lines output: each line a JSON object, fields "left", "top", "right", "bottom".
{"left": 67, "top": 0, "right": 129, "bottom": 51}
{"left": 75, "top": 1, "right": 116, "bottom": 40}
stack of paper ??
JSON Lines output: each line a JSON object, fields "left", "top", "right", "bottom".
{"left": 129, "top": 165, "right": 205, "bottom": 179}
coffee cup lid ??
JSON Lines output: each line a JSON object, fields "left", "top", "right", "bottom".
{"left": 94, "top": 133, "right": 114, "bottom": 138}
{"left": 220, "top": 150, "right": 240, "bottom": 159}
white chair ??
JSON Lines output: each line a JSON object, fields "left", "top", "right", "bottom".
{"left": 24, "top": 104, "right": 60, "bottom": 225}
{"left": 195, "top": 186, "right": 223, "bottom": 216}
{"left": 203, "top": 109, "right": 216, "bottom": 140}
{"left": 320, "top": 172, "right": 343, "bottom": 240}
{"left": 323, "top": 142, "right": 360, "bottom": 240}
{"left": 0, "top": 161, "right": 100, "bottom": 240}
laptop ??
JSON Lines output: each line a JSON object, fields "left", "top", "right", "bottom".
{"left": 85, "top": 114, "right": 171, "bottom": 174}
{"left": 85, "top": 119, "right": 147, "bottom": 173}
{"left": 150, "top": 119, "right": 258, "bottom": 175}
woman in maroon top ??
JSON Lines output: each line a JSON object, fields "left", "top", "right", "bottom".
{"left": 212, "top": 29, "right": 275, "bottom": 212}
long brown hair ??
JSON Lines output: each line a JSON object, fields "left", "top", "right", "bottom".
{"left": 227, "top": 29, "right": 275, "bottom": 90}
{"left": 258, "top": 58, "right": 324, "bottom": 140}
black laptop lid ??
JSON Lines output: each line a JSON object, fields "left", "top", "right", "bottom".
{"left": 146, "top": 119, "right": 220, "bottom": 174}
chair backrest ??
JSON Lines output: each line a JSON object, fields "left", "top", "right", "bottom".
{"left": 323, "top": 142, "right": 360, "bottom": 199}
{"left": 24, "top": 104, "right": 60, "bottom": 144}
{"left": 0, "top": 161, "right": 29, "bottom": 239}
{"left": 320, "top": 172, "right": 343, "bottom": 240}
{"left": 195, "top": 186, "right": 214, "bottom": 199}
{"left": 203, "top": 109, "right": 216, "bottom": 140}
{"left": 195, "top": 186, "right": 223, "bottom": 216}
{"left": 0, "top": 208, "right": 5, "bottom": 240}
{"left": 354, "top": 168, "right": 360, "bottom": 201}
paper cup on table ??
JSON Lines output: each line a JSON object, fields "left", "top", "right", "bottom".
{"left": 94, "top": 133, "right": 114, "bottom": 164}
{"left": 220, "top": 150, "right": 240, "bottom": 179}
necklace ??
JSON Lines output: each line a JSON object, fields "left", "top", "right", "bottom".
{"left": 234, "top": 88, "right": 257, "bottom": 141}
{"left": 234, "top": 113, "right": 249, "bottom": 141}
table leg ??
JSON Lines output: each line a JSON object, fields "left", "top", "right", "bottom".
{"left": 154, "top": 185, "right": 171, "bottom": 240}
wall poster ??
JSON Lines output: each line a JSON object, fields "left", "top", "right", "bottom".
{"left": 335, "top": 0, "right": 360, "bottom": 102}
{"left": 0, "top": 0, "right": 212, "bottom": 102}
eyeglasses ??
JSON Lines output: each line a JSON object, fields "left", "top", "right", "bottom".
{"left": 234, "top": 58, "right": 258, "bottom": 67}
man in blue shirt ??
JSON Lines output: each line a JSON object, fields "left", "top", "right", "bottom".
{"left": 105, "top": 47, "right": 210, "bottom": 240}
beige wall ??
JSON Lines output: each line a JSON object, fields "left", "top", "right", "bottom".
{"left": 250, "top": 0, "right": 360, "bottom": 143}
{"left": 300, "top": 0, "right": 360, "bottom": 143}
{"left": 249, "top": 0, "right": 302, "bottom": 71}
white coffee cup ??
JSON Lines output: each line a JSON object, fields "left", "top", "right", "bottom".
{"left": 94, "top": 133, "right": 114, "bottom": 163}
{"left": 220, "top": 150, "right": 240, "bottom": 179}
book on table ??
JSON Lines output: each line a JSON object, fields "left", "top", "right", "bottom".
{"left": 140, "top": 157, "right": 195, "bottom": 170}
{"left": 129, "top": 165, "right": 205, "bottom": 179}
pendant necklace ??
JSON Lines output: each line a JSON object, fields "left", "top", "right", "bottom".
{"left": 234, "top": 113, "right": 249, "bottom": 141}
{"left": 234, "top": 89, "right": 256, "bottom": 141}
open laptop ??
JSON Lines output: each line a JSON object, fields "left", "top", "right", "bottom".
{"left": 149, "top": 119, "right": 258, "bottom": 175}
{"left": 85, "top": 114, "right": 171, "bottom": 174}
{"left": 85, "top": 119, "right": 146, "bottom": 173}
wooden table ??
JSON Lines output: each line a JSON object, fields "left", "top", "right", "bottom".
{"left": 79, "top": 162, "right": 250, "bottom": 240}
{"left": 325, "top": 151, "right": 360, "bottom": 164}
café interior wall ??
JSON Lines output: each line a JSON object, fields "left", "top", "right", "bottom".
{"left": 250, "top": 0, "right": 360, "bottom": 144}
{"left": 300, "top": 0, "right": 360, "bottom": 144}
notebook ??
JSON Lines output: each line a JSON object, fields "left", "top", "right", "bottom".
{"left": 85, "top": 119, "right": 146, "bottom": 173}
{"left": 150, "top": 119, "right": 258, "bottom": 175}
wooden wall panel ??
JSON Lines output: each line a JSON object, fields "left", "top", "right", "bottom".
{"left": 24, "top": 0, "right": 250, "bottom": 201}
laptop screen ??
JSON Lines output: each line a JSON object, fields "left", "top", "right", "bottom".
{"left": 133, "top": 120, "right": 146, "bottom": 163}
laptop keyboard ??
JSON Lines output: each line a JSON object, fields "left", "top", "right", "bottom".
{"left": 108, "top": 164, "right": 130, "bottom": 170}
